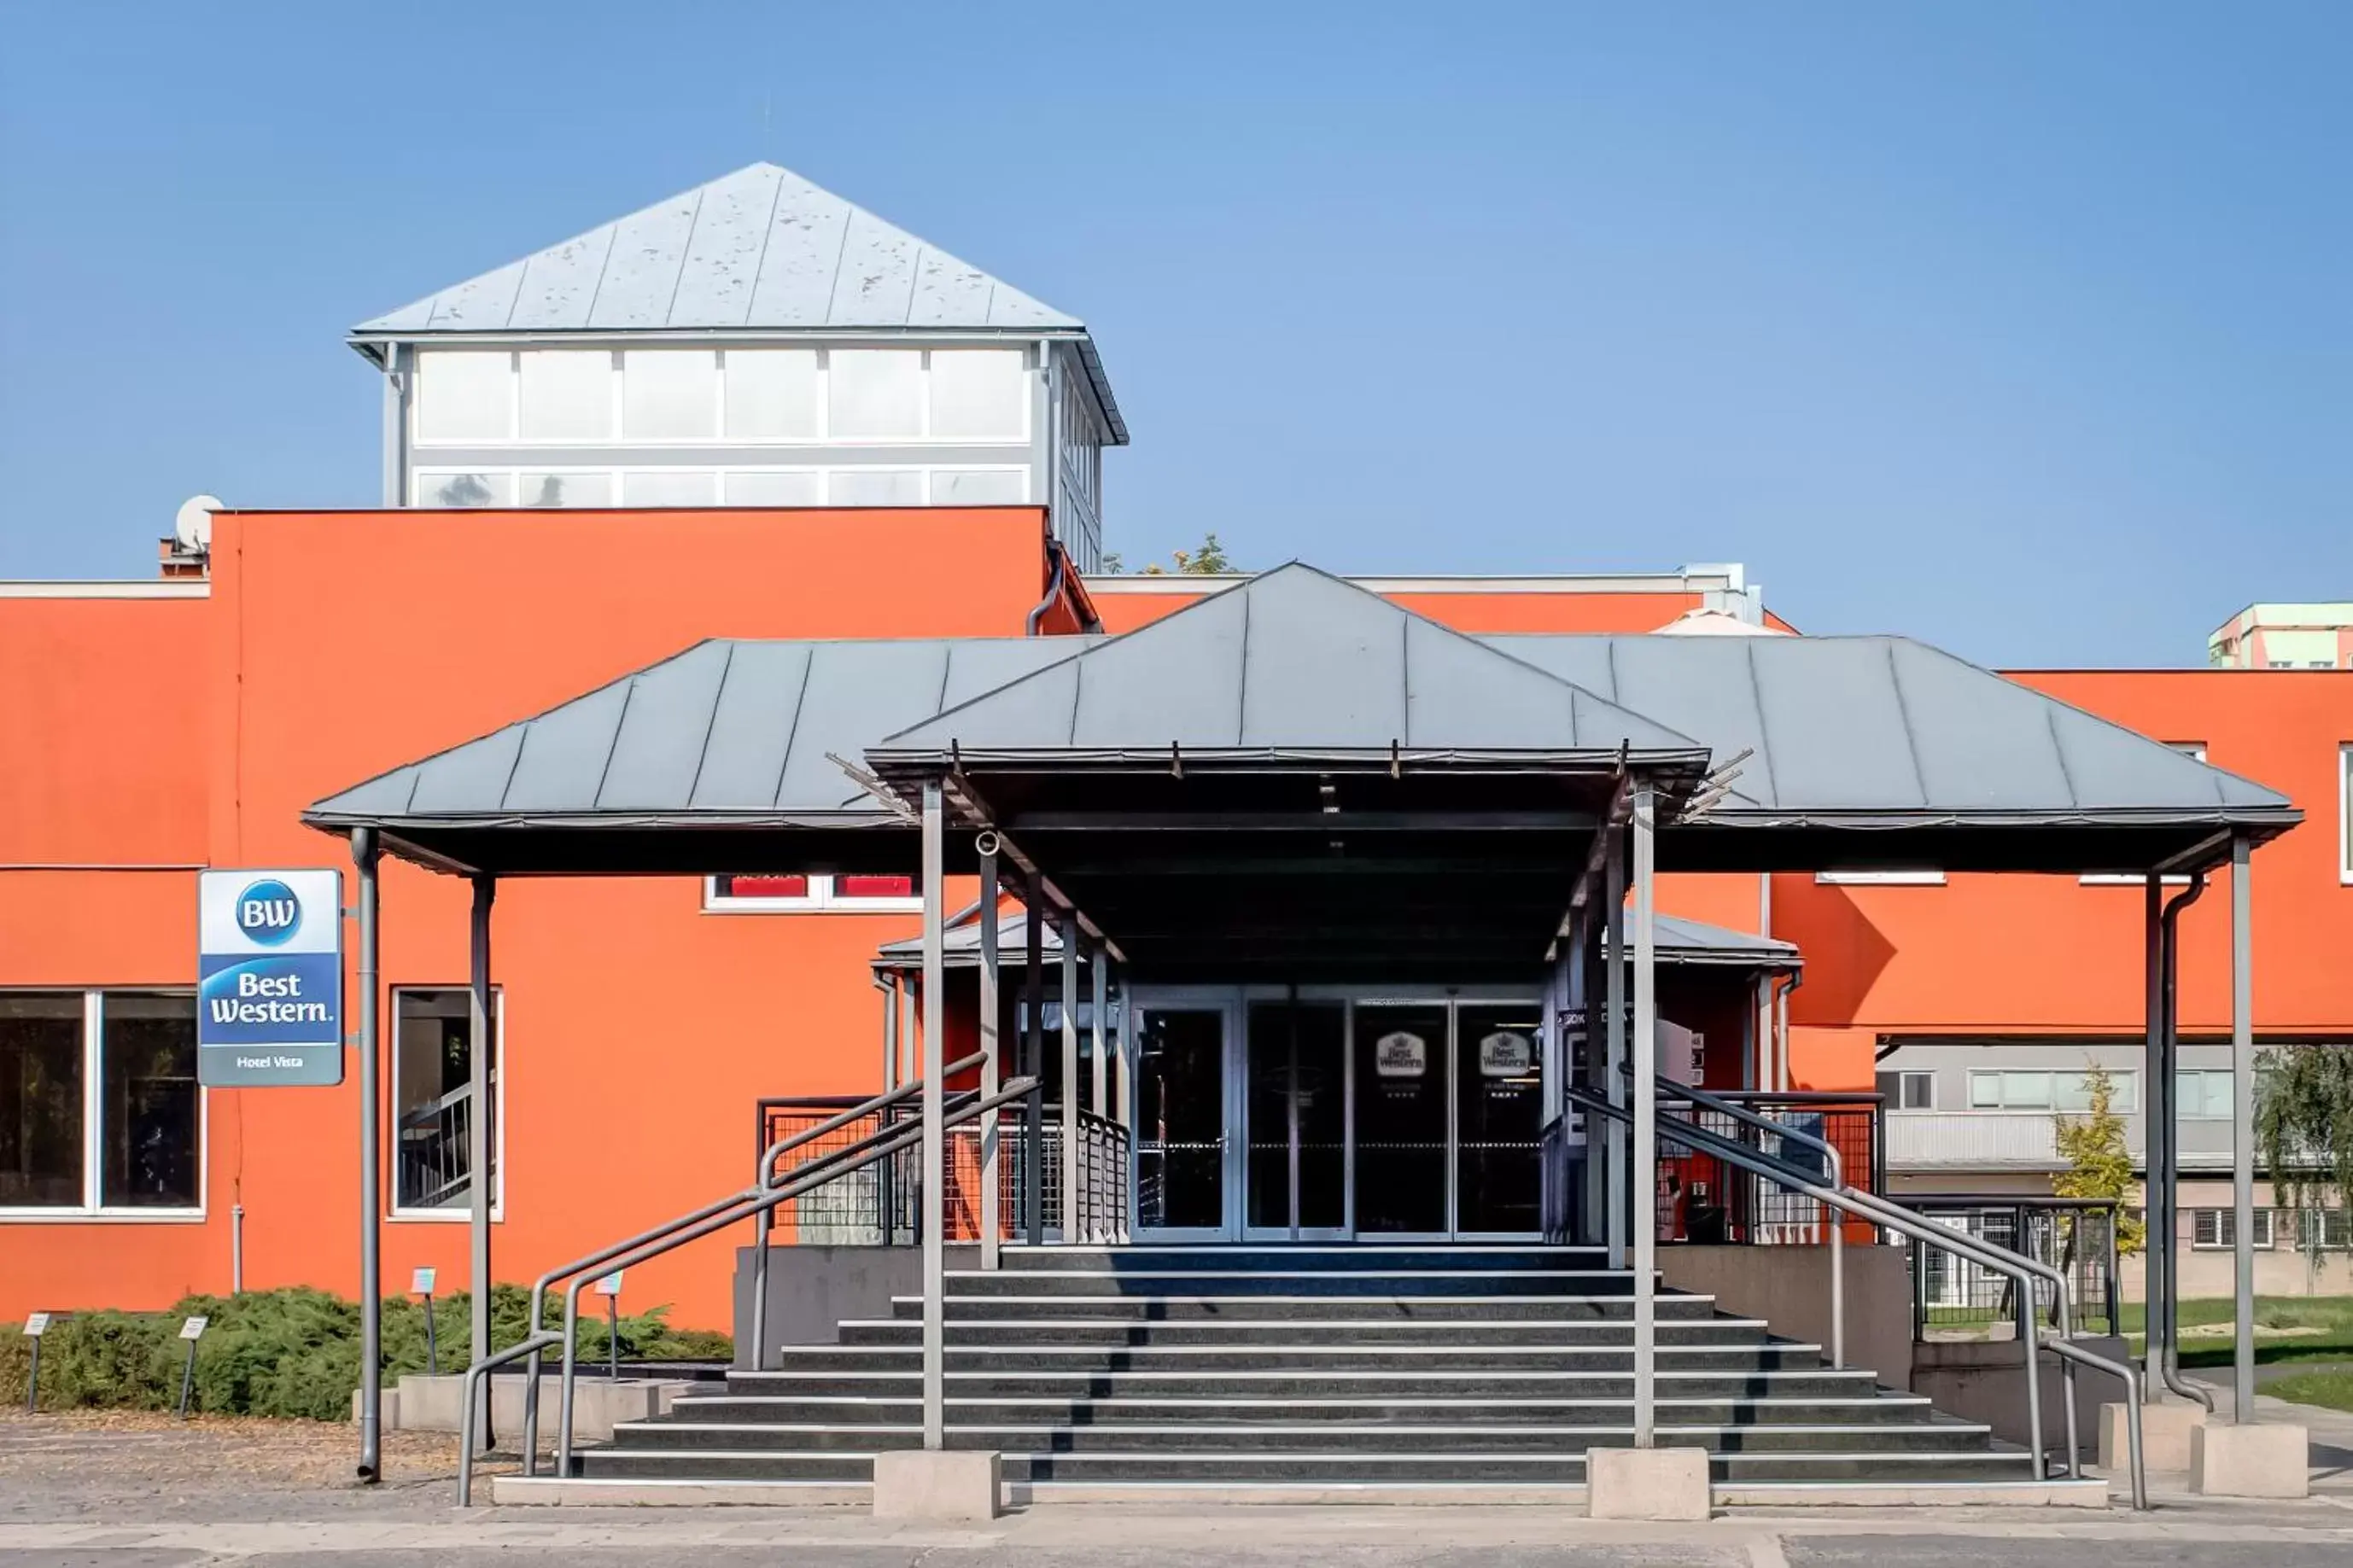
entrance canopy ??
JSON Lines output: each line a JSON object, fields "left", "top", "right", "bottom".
{"left": 306, "top": 560, "right": 2299, "bottom": 976}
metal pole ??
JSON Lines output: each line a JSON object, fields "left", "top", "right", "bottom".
{"left": 978, "top": 848, "right": 1002, "bottom": 1270}
{"left": 25, "top": 1335, "right": 38, "bottom": 1413}
{"left": 2142, "top": 874, "right": 2164, "bottom": 1401}
{"left": 1631, "top": 783, "right": 1658, "bottom": 1449}
{"left": 1091, "top": 948, "right": 1109, "bottom": 1244}
{"left": 885, "top": 973, "right": 901, "bottom": 1092}
{"left": 468, "top": 875, "right": 496, "bottom": 1455}
{"left": 425, "top": 1294, "right": 438, "bottom": 1376}
{"left": 606, "top": 1292, "right": 620, "bottom": 1383}
{"left": 352, "top": 829, "right": 382, "bottom": 1483}
{"left": 921, "top": 781, "right": 947, "bottom": 1449}
{"left": 1060, "top": 910, "right": 1081, "bottom": 1244}
{"left": 1604, "top": 831, "right": 1627, "bottom": 1273}
{"left": 1287, "top": 984, "right": 1302, "bottom": 1242}
{"left": 2230, "top": 833, "right": 2255, "bottom": 1423}
{"left": 1024, "top": 901, "right": 1045, "bottom": 1244}
{"left": 231, "top": 1203, "right": 244, "bottom": 1294}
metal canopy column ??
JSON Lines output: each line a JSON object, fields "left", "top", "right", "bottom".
{"left": 1024, "top": 902, "right": 1045, "bottom": 1244}
{"left": 884, "top": 974, "right": 901, "bottom": 1092}
{"left": 467, "top": 875, "right": 496, "bottom": 1454}
{"left": 1604, "top": 831, "right": 1627, "bottom": 1272}
{"left": 1090, "top": 947, "right": 1108, "bottom": 1244}
{"left": 1060, "top": 910, "right": 1081, "bottom": 1244}
{"left": 979, "top": 848, "right": 1002, "bottom": 1270}
{"left": 2229, "top": 834, "right": 2255, "bottom": 1421}
{"left": 351, "top": 830, "right": 382, "bottom": 1483}
{"left": 920, "top": 782, "right": 947, "bottom": 1449}
{"left": 1630, "top": 782, "right": 1659, "bottom": 1448}
{"left": 2143, "top": 875, "right": 2166, "bottom": 1401}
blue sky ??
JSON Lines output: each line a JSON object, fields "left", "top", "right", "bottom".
{"left": 2, "top": 2, "right": 2344, "bottom": 665}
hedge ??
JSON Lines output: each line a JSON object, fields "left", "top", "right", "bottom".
{"left": 0, "top": 1285, "right": 731, "bottom": 1421}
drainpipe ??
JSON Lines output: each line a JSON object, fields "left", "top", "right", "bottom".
{"left": 2157, "top": 873, "right": 2214, "bottom": 1410}
{"left": 1774, "top": 970, "right": 1804, "bottom": 1092}
{"left": 1025, "top": 540, "right": 1070, "bottom": 637}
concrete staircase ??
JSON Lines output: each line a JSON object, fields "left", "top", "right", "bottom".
{"left": 570, "top": 1245, "right": 2036, "bottom": 1497}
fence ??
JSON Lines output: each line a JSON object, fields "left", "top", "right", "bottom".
{"left": 752, "top": 1094, "right": 1130, "bottom": 1245}
{"left": 1655, "top": 1091, "right": 1883, "bottom": 1244}
{"left": 1906, "top": 1197, "right": 2122, "bottom": 1338}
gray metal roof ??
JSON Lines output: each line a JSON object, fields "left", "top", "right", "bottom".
{"left": 871, "top": 565, "right": 1714, "bottom": 767}
{"left": 873, "top": 908, "right": 1796, "bottom": 971}
{"left": 305, "top": 636, "right": 1083, "bottom": 833}
{"left": 350, "top": 162, "right": 1126, "bottom": 444}
{"left": 1484, "top": 633, "right": 2293, "bottom": 831}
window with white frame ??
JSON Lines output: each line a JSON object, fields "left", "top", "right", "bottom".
{"left": 1815, "top": 870, "right": 1946, "bottom": 885}
{"left": 721, "top": 470, "right": 824, "bottom": 506}
{"left": 931, "top": 469, "right": 1027, "bottom": 505}
{"left": 518, "top": 350, "right": 614, "bottom": 440}
{"left": 1876, "top": 1070, "right": 1936, "bottom": 1110}
{"left": 826, "top": 350, "right": 925, "bottom": 439}
{"left": 622, "top": 349, "right": 719, "bottom": 440}
{"left": 2192, "top": 1207, "right": 2274, "bottom": 1249}
{"left": 2306, "top": 1208, "right": 2352, "bottom": 1249}
{"left": 619, "top": 469, "right": 720, "bottom": 507}
{"left": 827, "top": 469, "right": 925, "bottom": 506}
{"left": 413, "top": 350, "right": 515, "bottom": 442}
{"left": 2177, "top": 1068, "right": 2236, "bottom": 1119}
{"left": 415, "top": 470, "right": 515, "bottom": 508}
{"left": 722, "top": 349, "right": 821, "bottom": 439}
{"left": 518, "top": 472, "right": 614, "bottom": 509}
{"left": 704, "top": 873, "right": 918, "bottom": 912}
{"left": 2086, "top": 744, "right": 2208, "bottom": 883}
{"left": 1965, "top": 1068, "right": 2138, "bottom": 1113}
{"left": 927, "top": 349, "right": 1026, "bottom": 440}
{"left": 391, "top": 988, "right": 502, "bottom": 1217}
{"left": 2340, "top": 743, "right": 2351, "bottom": 883}
{"left": 0, "top": 991, "right": 200, "bottom": 1213}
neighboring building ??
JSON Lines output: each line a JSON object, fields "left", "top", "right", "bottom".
{"left": 2210, "top": 602, "right": 2353, "bottom": 670}
{"left": 4, "top": 161, "right": 2351, "bottom": 1329}
{"left": 353, "top": 162, "right": 1124, "bottom": 573}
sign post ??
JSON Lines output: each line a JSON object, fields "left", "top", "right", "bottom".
{"left": 197, "top": 870, "right": 344, "bottom": 1087}
{"left": 413, "top": 1268, "right": 439, "bottom": 1376}
{"left": 23, "top": 1314, "right": 50, "bottom": 1413}
{"left": 176, "top": 1316, "right": 208, "bottom": 1420}
{"left": 595, "top": 1272, "right": 624, "bottom": 1383}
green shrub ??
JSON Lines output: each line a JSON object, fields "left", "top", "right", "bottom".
{"left": 0, "top": 1285, "right": 729, "bottom": 1419}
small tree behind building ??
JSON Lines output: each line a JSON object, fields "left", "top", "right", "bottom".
{"left": 2257, "top": 1043, "right": 2353, "bottom": 1264}
{"left": 2052, "top": 1061, "right": 2145, "bottom": 1259}
{"left": 1140, "top": 533, "right": 1235, "bottom": 575}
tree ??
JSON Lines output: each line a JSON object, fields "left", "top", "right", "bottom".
{"left": 2257, "top": 1044, "right": 2353, "bottom": 1262}
{"left": 1140, "top": 533, "right": 1235, "bottom": 575}
{"left": 2052, "top": 1061, "right": 2145, "bottom": 1257}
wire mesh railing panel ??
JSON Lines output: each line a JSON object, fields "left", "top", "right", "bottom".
{"left": 1907, "top": 1201, "right": 2121, "bottom": 1338}
{"left": 1653, "top": 1094, "right": 1880, "bottom": 1245}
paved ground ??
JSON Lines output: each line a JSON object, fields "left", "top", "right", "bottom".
{"left": 7, "top": 1413, "right": 2353, "bottom": 1567}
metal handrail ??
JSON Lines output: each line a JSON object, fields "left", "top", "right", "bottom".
{"left": 453, "top": 1331, "right": 558, "bottom": 1507}
{"left": 1562, "top": 1085, "right": 2146, "bottom": 1510}
{"left": 1650, "top": 1075, "right": 1845, "bottom": 1372}
{"left": 746, "top": 1050, "right": 986, "bottom": 1368}
{"left": 546, "top": 1075, "right": 1036, "bottom": 1489}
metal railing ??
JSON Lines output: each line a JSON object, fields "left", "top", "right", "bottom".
{"left": 1074, "top": 1110, "right": 1131, "bottom": 1244}
{"left": 394, "top": 1084, "right": 475, "bottom": 1210}
{"left": 1907, "top": 1197, "right": 2124, "bottom": 1338}
{"left": 1652, "top": 1090, "right": 1881, "bottom": 1244}
{"left": 456, "top": 1060, "right": 1032, "bottom": 1504}
{"left": 1558, "top": 1082, "right": 2146, "bottom": 1509}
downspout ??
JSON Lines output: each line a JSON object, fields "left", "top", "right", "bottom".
{"left": 2157, "top": 872, "right": 2215, "bottom": 1410}
{"left": 1775, "top": 969, "right": 1804, "bottom": 1092}
{"left": 1025, "top": 539, "right": 1071, "bottom": 637}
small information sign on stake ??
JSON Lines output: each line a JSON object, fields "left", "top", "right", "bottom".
{"left": 595, "top": 1273, "right": 623, "bottom": 1382}
{"left": 176, "top": 1317, "right": 207, "bottom": 1420}
{"left": 412, "top": 1268, "right": 440, "bottom": 1374}
{"left": 23, "top": 1314, "right": 50, "bottom": 1414}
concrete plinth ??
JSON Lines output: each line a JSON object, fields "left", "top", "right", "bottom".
{"left": 2190, "top": 1421, "right": 2309, "bottom": 1498}
{"left": 349, "top": 1374, "right": 689, "bottom": 1442}
{"left": 2099, "top": 1400, "right": 2204, "bottom": 1472}
{"left": 872, "top": 1449, "right": 1001, "bottom": 1521}
{"left": 1585, "top": 1447, "right": 1712, "bottom": 1520}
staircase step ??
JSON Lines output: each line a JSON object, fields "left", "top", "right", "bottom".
{"left": 666, "top": 1395, "right": 1940, "bottom": 1427}
{"left": 604, "top": 1419, "right": 1992, "bottom": 1455}
{"left": 837, "top": 1316, "right": 1787, "bottom": 1349}
{"left": 943, "top": 1269, "right": 1638, "bottom": 1297}
{"left": 900, "top": 1294, "right": 1725, "bottom": 1322}
{"left": 999, "top": 1246, "right": 1609, "bottom": 1274}
{"left": 718, "top": 1368, "right": 1880, "bottom": 1399}
{"left": 755, "top": 1342, "right": 1824, "bottom": 1374}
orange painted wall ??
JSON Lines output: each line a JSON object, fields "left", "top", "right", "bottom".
{"left": 1775, "top": 670, "right": 2353, "bottom": 1089}
{"left": 1089, "top": 585, "right": 1713, "bottom": 635}
{"left": 6, "top": 507, "right": 1057, "bottom": 1328}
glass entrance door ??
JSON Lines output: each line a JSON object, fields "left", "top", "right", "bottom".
{"left": 1245, "top": 1000, "right": 1347, "bottom": 1239}
{"left": 1455, "top": 1002, "right": 1545, "bottom": 1235}
{"left": 1134, "top": 1006, "right": 1229, "bottom": 1238}
{"left": 1352, "top": 1002, "right": 1451, "bottom": 1235}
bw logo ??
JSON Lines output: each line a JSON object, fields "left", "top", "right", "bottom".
{"left": 236, "top": 878, "right": 301, "bottom": 946}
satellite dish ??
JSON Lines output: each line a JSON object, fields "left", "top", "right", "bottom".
{"left": 174, "top": 495, "right": 222, "bottom": 553}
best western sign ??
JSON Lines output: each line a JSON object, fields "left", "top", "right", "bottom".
{"left": 198, "top": 869, "right": 343, "bottom": 1087}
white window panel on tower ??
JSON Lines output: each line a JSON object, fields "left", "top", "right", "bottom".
{"left": 828, "top": 469, "right": 924, "bottom": 506}
{"left": 620, "top": 470, "right": 719, "bottom": 507}
{"left": 931, "top": 469, "right": 1027, "bottom": 505}
{"left": 826, "top": 350, "right": 924, "bottom": 439}
{"left": 721, "top": 471, "right": 824, "bottom": 506}
{"left": 518, "top": 350, "right": 614, "bottom": 440}
{"left": 413, "top": 471, "right": 515, "bottom": 508}
{"left": 622, "top": 350, "right": 719, "bottom": 440}
{"left": 722, "top": 349, "right": 822, "bottom": 440}
{"left": 413, "top": 351, "right": 514, "bottom": 443}
{"left": 518, "top": 472, "right": 615, "bottom": 508}
{"left": 927, "top": 349, "right": 1026, "bottom": 440}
